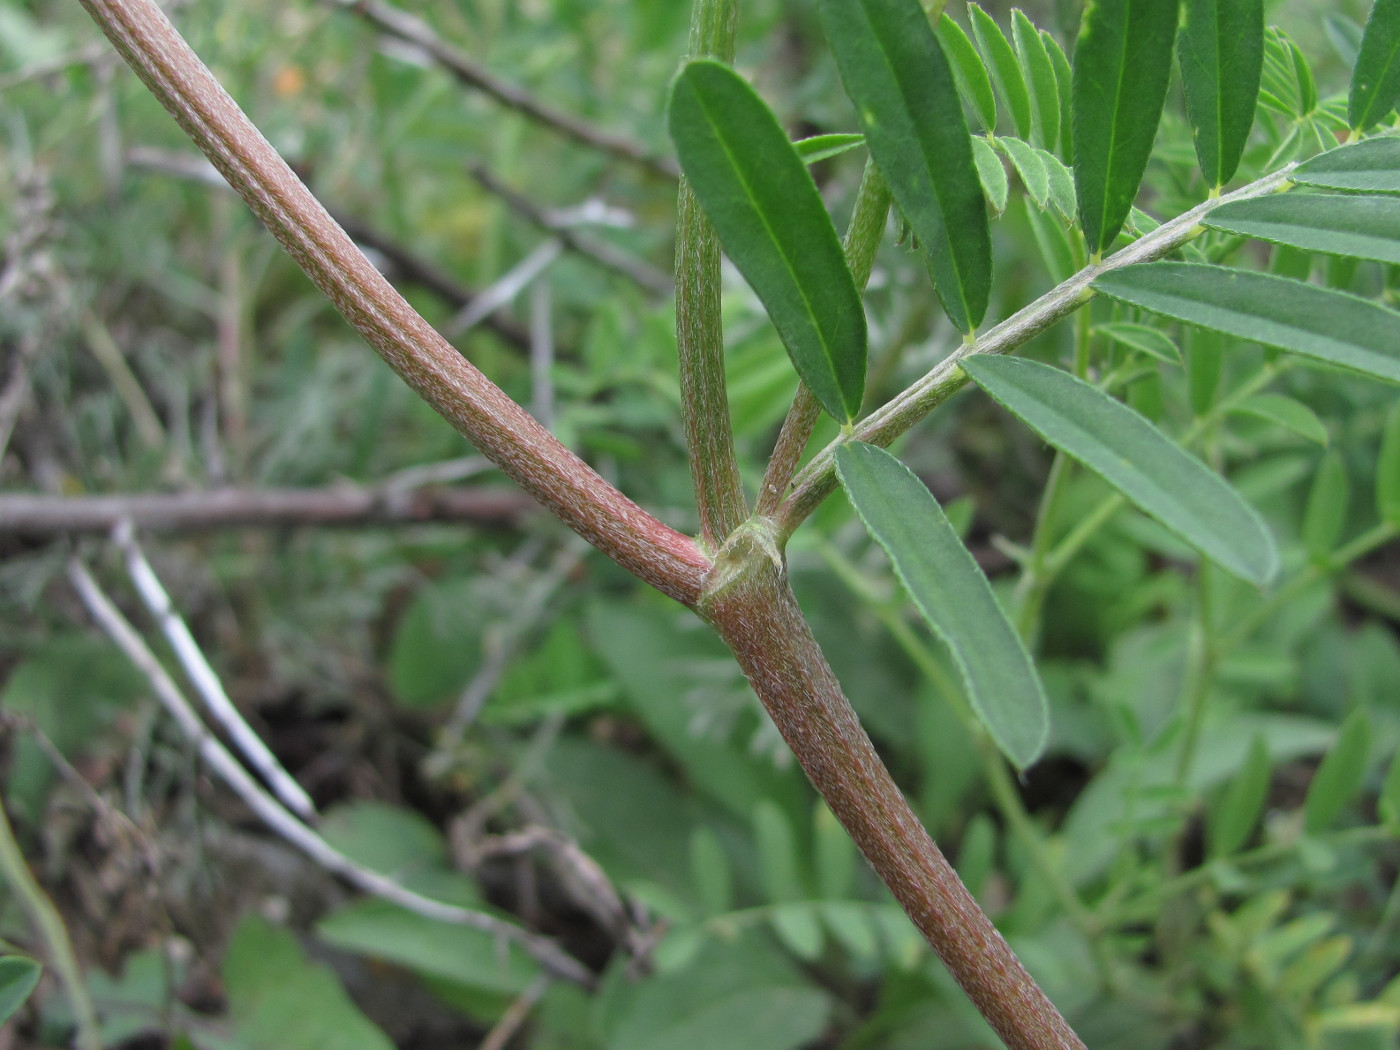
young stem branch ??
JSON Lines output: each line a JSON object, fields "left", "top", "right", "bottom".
{"left": 675, "top": 0, "right": 748, "bottom": 549}
{"left": 77, "top": 0, "right": 711, "bottom": 607}
{"left": 774, "top": 163, "right": 1299, "bottom": 540}
{"left": 757, "top": 161, "right": 891, "bottom": 516}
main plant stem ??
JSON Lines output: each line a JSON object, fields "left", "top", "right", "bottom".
{"left": 701, "top": 532, "right": 1085, "bottom": 1050}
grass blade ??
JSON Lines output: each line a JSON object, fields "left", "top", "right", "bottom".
{"left": 1072, "top": 0, "right": 1179, "bottom": 257}
{"left": 969, "top": 3, "right": 1033, "bottom": 140}
{"left": 1293, "top": 137, "right": 1400, "bottom": 193}
{"left": 818, "top": 0, "right": 992, "bottom": 333}
{"left": 1205, "top": 192, "right": 1400, "bottom": 264}
{"left": 835, "top": 441, "right": 1049, "bottom": 768}
{"left": 961, "top": 354, "right": 1279, "bottom": 585}
{"left": 1350, "top": 0, "right": 1400, "bottom": 131}
{"left": 669, "top": 60, "right": 867, "bottom": 421}
{"left": 1178, "top": 0, "right": 1264, "bottom": 189}
{"left": 1093, "top": 262, "right": 1400, "bottom": 385}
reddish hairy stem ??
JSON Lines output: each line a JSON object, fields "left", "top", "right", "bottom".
{"left": 78, "top": 0, "right": 709, "bottom": 606}
{"left": 702, "top": 534, "right": 1085, "bottom": 1050}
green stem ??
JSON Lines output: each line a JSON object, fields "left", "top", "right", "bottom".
{"left": 773, "top": 163, "right": 1299, "bottom": 541}
{"left": 676, "top": 0, "right": 746, "bottom": 551}
{"left": 0, "top": 803, "right": 101, "bottom": 1050}
{"left": 757, "top": 161, "right": 891, "bottom": 517}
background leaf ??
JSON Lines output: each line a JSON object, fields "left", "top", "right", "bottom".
{"left": 1302, "top": 451, "right": 1350, "bottom": 561}
{"left": 1092, "top": 262, "right": 1400, "bottom": 385}
{"left": 1303, "top": 709, "right": 1371, "bottom": 833}
{"left": 961, "top": 354, "right": 1278, "bottom": 585}
{"left": 835, "top": 441, "right": 1049, "bottom": 768}
{"left": 0, "top": 957, "right": 40, "bottom": 1027}
{"left": 1227, "top": 393, "right": 1329, "bottom": 445}
{"left": 1379, "top": 402, "right": 1400, "bottom": 524}
{"left": 1072, "top": 0, "right": 1180, "bottom": 256}
{"left": 1349, "top": 0, "right": 1400, "bottom": 130}
{"left": 1205, "top": 192, "right": 1400, "bottom": 265}
{"left": 668, "top": 60, "right": 867, "bottom": 420}
{"left": 1209, "top": 734, "right": 1271, "bottom": 858}
{"left": 1096, "top": 321, "right": 1182, "bottom": 363}
{"left": 1177, "top": 0, "right": 1264, "bottom": 188}
{"left": 817, "top": 0, "right": 992, "bottom": 332}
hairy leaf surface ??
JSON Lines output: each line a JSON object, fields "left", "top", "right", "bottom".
{"left": 1205, "top": 192, "right": 1400, "bottom": 264}
{"left": 1072, "top": 0, "right": 1179, "bottom": 256}
{"left": 1093, "top": 262, "right": 1400, "bottom": 385}
{"left": 938, "top": 14, "right": 998, "bottom": 132}
{"left": 669, "top": 60, "right": 866, "bottom": 420}
{"left": 969, "top": 3, "right": 1033, "bottom": 139}
{"left": 1293, "top": 137, "right": 1400, "bottom": 193}
{"left": 1012, "top": 9, "right": 1060, "bottom": 151}
{"left": 962, "top": 354, "right": 1278, "bottom": 585}
{"left": 835, "top": 441, "right": 1049, "bottom": 768}
{"left": 1178, "top": 0, "right": 1264, "bottom": 188}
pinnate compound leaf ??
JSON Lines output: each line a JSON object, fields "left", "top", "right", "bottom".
{"left": 834, "top": 441, "right": 1049, "bottom": 768}
{"left": 1072, "top": 0, "right": 1179, "bottom": 256}
{"left": 1350, "top": 0, "right": 1400, "bottom": 131}
{"left": 1293, "top": 137, "right": 1400, "bottom": 193}
{"left": 1209, "top": 734, "right": 1271, "bottom": 858}
{"left": 1012, "top": 9, "right": 1060, "bottom": 151}
{"left": 938, "top": 14, "right": 998, "bottom": 133}
{"left": 969, "top": 3, "right": 1033, "bottom": 140}
{"left": 1092, "top": 262, "right": 1400, "bottom": 385}
{"left": 1377, "top": 402, "right": 1400, "bottom": 524}
{"left": 961, "top": 354, "right": 1279, "bottom": 585}
{"left": 0, "top": 957, "right": 40, "bottom": 1027}
{"left": 668, "top": 60, "right": 866, "bottom": 421}
{"left": 1178, "top": 0, "right": 1264, "bottom": 189}
{"left": 817, "top": 0, "right": 992, "bottom": 332}
{"left": 1205, "top": 192, "right": 1400, "bottom": 265}
{"left": 1304, "top": 709, "right": 1371, "bottom": 834}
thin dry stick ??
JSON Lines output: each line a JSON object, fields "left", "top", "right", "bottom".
{"left": 0, "top": 483, "right": 532, "bottom": 534}
{"left": 67, "top": 558, "right": 597, "bottom": 989}
{"left": 469, "top": 164, "right": 673, "bottom": 297}
{"left": 323, "top": 0, "right": 678, "bottom": 179}
{"left": 478, "top": 974, "right": 551, "bottom": 1050}
{"left": 444, "top": 239, "right": 563, "bottom": 339}
{"left": 111, "top": 519, "right": 316, "bottom": 821}
{"left": 78, "top": 0, "right": 710, "bottom": 607}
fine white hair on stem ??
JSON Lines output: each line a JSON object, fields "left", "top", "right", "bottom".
{"left": 110, "top": 518, "right": 317, "bottom": 822}
{"left": 67, "top": 558, "right": 596, "bottom": 989}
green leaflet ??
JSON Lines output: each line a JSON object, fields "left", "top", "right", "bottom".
{"left": 961, "top": 354, "right": 1278, "bottom": 586}
{"left": 1302, "top": 451, "right": 1350, "bottom": 561}
{"left": 1205, "top": 192, "right": 1400, "bottom": 264}
{"left": 0, "top": 957, "right": 40, "bottom": 1028}
{"left": 1208, "top": 734, "right": 1271, "bottom": 858}
{"left": 999, "top": 135, "right": 1049, "bottom": 208}
{"left": 938, "top": 14, "right": 997, "bottom": 133}
{"left": 1096, "top": 321, "right": 1182, "bottom": 363}
{"left": 834, "top": 441, "right": 1049, "bottom": 768}
{"left": 1293, "top": 137, "right": 1400, "bottom": 193}
{"left": 971, "top": 135, "right": 1010, "bottom": 212}
{"left": 1350, "top": 0, "right": 1400, "bottom": 130}
{"left": 1377, "top": 403, "right": 1400, "bottom": 524}
{"left": 1228, "top": 393, "right": 1329, "bottom": 446}
{"left": 668, "top": 60, "right": 867, "bottom": 421}
{"left": 1303, "top": 709, "right": 1371, "bottom": 833}
{"left": 1177, "top": 0, "right": 1264, "bottom": 189}
{"left": 793, "top": 133, "right": 866, "bottom": 164}
{"left": 1041, "top": 29, "right": 1075, "bottom": 161}
{"left": 1072, "top": 0, "right": 1179, "bottom": 257}
{"left": 969, "top": 3, "right": 1033, "bottom": 140}
{"left": 817, "top": 0, "right": 992, "bottom": 333}
{"left": 1092, "top": 262, "right": 1400, "bottom": 385}
{"left": 1012, "top": 9, "right": 1060, "bottom": 152}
